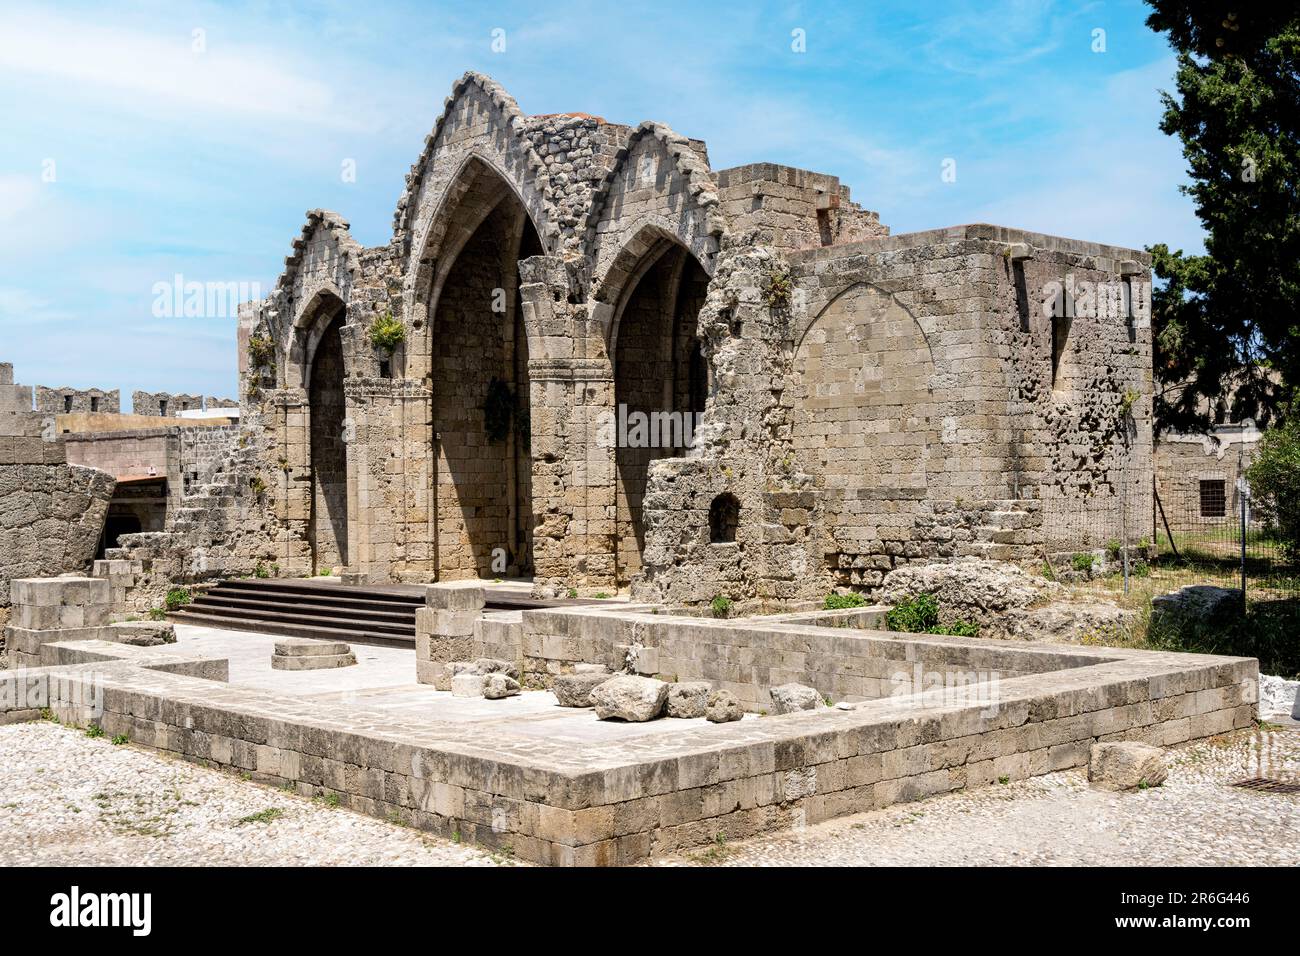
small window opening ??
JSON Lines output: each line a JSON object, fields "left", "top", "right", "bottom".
{"left": 709, "top": 493, "right": 740, "bottom": 544}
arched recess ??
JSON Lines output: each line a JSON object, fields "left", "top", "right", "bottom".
{"left": 415, "top": 156, "right": 545, "bottom": 580}
{"left": 788, "top": 282, "right": 938, "bottom": 584}
{"left": 603, "top": 233, "right": 711, "bottom": 587}
{"left": 300, "top": 290, "right": 349, "bottom": 574}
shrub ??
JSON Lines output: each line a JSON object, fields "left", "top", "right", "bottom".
{"left": 886, "top": 593, "right": 979, "bottom": 637}
{"left": 147, "top": 607, "right": 167, "bottom": 621}
{"left": 254, "top": 562, "right": 270, "bottom": 579}
{"left": 886, "top": 593, "right": 940, "bottom": 632}
{"left": 1105, "top": 539, "right": 1122, "bottom": 561}
{"left": 368, "top": 313, "right": 406, "bottom": 353}
{"left": 710, "top": 594, "right": 733, "bottom": 618}
{"left": 164, "top": 587, "right": 191, "bottom": 611}
{"left": 1071, "top": 552, "right": 1096, "bottom": 573}
{"left": 824, "top": 591, "right": 866, "bottom": 610}
{"left": 1246, "top": 418, "right": 1300, "bottom": 562}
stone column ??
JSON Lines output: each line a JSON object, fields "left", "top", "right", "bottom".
{"left": 518, "top": 257, "right": 619, "bottom": 596}
{"left": 414, "top": 581, "right": 485, "bottom": 688}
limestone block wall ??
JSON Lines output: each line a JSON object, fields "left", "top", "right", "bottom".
{"left": 35, "top": 386, "right": 119, "bottom": 415}
{"left": 0, "top": 463, "right": 115, "bottom": 611}
{"left": 131, "top": 391, "right": 202, "bottom": 416}
{"left": 1155, "top": 426, "right": 1258, "bottom": 533}
{"left": 634, "top": 225, "right": 1153, "bottom": 611}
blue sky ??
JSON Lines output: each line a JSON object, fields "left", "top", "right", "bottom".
{"left": 0, "top": 0, "right": 1201, "bottom": 406}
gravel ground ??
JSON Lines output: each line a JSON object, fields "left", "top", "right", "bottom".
{"left": 0, "top": 721, "right": 505, "bottom": 866}
{"left": 2, "top": 720, "right": 1296, "bottom": 867}
{"left": 656, "top": 725, "right": 1300, "bottom": 866}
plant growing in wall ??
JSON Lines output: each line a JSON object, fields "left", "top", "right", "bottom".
{"left": 710, "top": 594, "right": 733, "bottom": 618}
{"left": 368, "top": 312, "right": 406, "bottom": 354}
{"left": 824, "top": 591, "right": 866, "bottom": 610}
{"left": 763, "top": 270, "right": 793, "bottom": 309}
{"left": 247, "top": 334, "right": 275, "bottom": 370}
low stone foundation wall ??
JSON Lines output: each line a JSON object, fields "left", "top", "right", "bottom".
{"left": 0, "top": 636, "right": 1256, "bottom": 865}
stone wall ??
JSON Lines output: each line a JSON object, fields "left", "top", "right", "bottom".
{"left": 1155, "top": 425, "right": 1258, "bottom": 533}
{"left": 634, "top": 226, "right": 1153, "bottom": 611}
{"left": 191, "top": 72, "right": 1156, "bottom": 611}
{"left": 0, "top": 366, "right": 115, "bottom": 618}
{"left": 132, "top": 391, "right": 203, "bottom": 416}
{"left": 35, "top": 386, "right": 119, "bottom": 415}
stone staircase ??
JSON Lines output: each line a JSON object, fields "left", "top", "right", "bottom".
{"left": 169, "top": 578, "right": 423, "bottom": 647}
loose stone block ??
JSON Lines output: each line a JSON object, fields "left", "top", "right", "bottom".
{"left": 666, "top": 681, "right": 711, "bottom": 718}
{"left": 425, "top": 582, "right": 486, "bottom": 612}
{"left": 770, "top": 683, "right": 823, "bottom": 715}
{"left": 590, "top": 675, "right": 668, "bottom": 721}
{"left": 554, "top": 672, "right": 613, "bottom": 708}
{"left": 705, "top": 690, "right": 744, "bottom": 723}
{"left": 1087, "top": 741, "right": 1167, "bottom": 791}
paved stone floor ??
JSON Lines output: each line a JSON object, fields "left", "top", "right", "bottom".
{"left": 1, "top": 718, "right": 1295, "bottom": 867}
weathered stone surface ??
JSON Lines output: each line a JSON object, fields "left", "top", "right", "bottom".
{"left": 483, "top": 673, "right": 521, "bottom": 699}
{"left": 554, "top": 672, "right": 613, "bottom": 708}
{"left": 270, "top": 651, "right": 357, "bottom": 671}
{"left": 1088, "top": 742, "right": 1168, "bottom": 791}
{"left": 274, "top": 637, "right": 351, "bottom": 657}
{"left": 705, "top": 689, "right": 743, "bottom": 723}
{"left": 471, "top": 657, "right": 519, "bottom": 680}
{"left": 1004, "top": 601, "right": 1139, "bottom": 643}
{"left": 665, "top": 681, "right": 710, "bottom": 718}
{"left": 880, "top": 560, "right": 1061, "bottom": 621}
{"left": 101, "top": 621, "right": 175, "bottom": 646}
{"left": 451, "top": 672, "right": 488, "bottom": 697}
{"left": 590, "top": 675, "right": 668, "bottom": 721}
{"left": 769, "top": 683, "right": 822, "bottom": 715}
{"left": 1151, "top": 585, "right": 1242, "bottom": 630}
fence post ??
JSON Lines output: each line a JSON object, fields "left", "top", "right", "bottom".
{"left": 1121, "top": 453, "right": 1130, "bottom": 595}
{"left": 1239, "top": 432, "right": 1248, "bottom": 614}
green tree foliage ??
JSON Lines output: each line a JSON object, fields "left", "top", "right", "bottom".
{"left": 1246, "top": 417, "right": 1300, "bottom": 560}
{"left": 1145, "top": 3, "right": 1299, "bottom": 432}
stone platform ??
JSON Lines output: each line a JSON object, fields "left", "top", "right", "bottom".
{"left": 0, "top": 616, "right": 1257, "bottom": 866}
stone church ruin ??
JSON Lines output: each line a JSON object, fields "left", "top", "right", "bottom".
{"left": 207, "top": 71, "right": 1155, "bottom": 612}
{"left": 0, "top": 74, "right": 1216, "bottom": 869}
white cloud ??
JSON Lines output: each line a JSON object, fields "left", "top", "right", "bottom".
{"left": 0, "top": 8, "right": 349, "bottom": 127}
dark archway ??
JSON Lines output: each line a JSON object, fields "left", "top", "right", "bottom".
{"left": 307, "top": 300, "right": 348, "bottom": 574}
{"left": 612, "top": 244, "right": 709, "bottom": 586}
{"left": 428, "top": 171, "right": 541, "bottom": 579}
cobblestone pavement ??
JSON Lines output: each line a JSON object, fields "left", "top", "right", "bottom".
{"left": 0, "top": 721, "right": 506, "bottom": 866}
{"left": 3, "top": 720, "right": 1296, "bottom": 867}
{"left": 655, "top": 725, "right": 1300, "bottom": 866}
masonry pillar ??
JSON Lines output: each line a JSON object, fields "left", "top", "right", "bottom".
{"left": 518, "top": 257, "right": 617, "bottom": 596}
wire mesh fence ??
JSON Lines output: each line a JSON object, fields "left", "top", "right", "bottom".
{"left": 1035, "top": 474, "right": 1297, "bottom": 605}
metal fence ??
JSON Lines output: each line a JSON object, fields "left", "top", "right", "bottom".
{"left": 1152, "top": 480, "right": 1298, "bottom": 606}
{"left": 1037, "top": 477, "right": 1297, "bottom": 607}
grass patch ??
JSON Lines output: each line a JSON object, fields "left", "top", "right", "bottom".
{"left": 235, "top": 807, "right": 286, "bottom": 826}
{"left": 823, "top": 591, "right": 866, "bottom": 610}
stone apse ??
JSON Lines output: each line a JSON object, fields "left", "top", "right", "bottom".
{"left": 233, "top": 71, "right": 1154, "bottom": 609}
